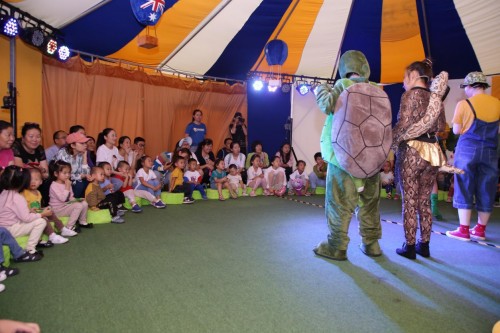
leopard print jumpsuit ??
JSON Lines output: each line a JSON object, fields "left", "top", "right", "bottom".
{"left": 393, "top": 87, "right": 445, "bottom": 245}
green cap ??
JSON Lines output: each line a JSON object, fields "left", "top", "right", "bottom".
{"left": 460, "top": 71, "right": 490, "bottom": 88}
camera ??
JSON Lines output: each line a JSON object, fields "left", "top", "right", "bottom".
{"left": 234, "top": 116, "right": 245, "bottom": 123}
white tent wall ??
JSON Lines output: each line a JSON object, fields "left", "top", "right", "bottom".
{"left": 291, "top": 89, "right": 325, "bottom": 176}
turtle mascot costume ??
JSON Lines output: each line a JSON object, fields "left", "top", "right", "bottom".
{"left": 313, "top": 50, "right": 392, "bottom": 260}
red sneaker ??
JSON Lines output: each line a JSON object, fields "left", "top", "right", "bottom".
{"left": 469, "top": 224, "right": 486, "bottom": 240}
{"left": 446, "top": 228, "right": 470, "bottom": 241}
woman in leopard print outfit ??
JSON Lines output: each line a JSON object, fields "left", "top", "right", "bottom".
{"left": 392, "top": 60, "right": 446, "bottom": 259}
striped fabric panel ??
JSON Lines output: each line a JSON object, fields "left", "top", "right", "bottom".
{"left": 250, "top": 0, "right": 322, "bottom": 76}
{"left": 108, "top": 0, "right": 221, "bottom": 67}
{"left": 159, "top": 0, "right": 263, "bottom": 76}
{"left": 295, "top": 0, "right": 352, "bottom": 79}
{"left": 453, "top": 0, "right": 500, "bottom": 76}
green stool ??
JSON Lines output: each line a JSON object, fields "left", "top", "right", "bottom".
{"left": 3, "top": 235, "right": 30, "bottom": 267}
{"left": 161, "top": 192, "right": 184, "bottom": 204}
{"left": 438, "top": 190, "right": 448, "bottom": 201}
{"left": 192, "top": 190, "right": 202, "bottom": 200}
{"left": 87, "top": 209, "right": 112, "bottom": 224}
{"left": 246, "top": 187, "right": 263, "bottom": 196}
{"left": 139, "top": 198, "right": 152, "bottom": 206}
{"left": 206, "top": 189, "right": 230, "bottom": 200}
{"left": 315, "top": 186, "right": 326, "bottom": 195}
{"left": 41, "top": 216, "right": 69, "bottom": 241}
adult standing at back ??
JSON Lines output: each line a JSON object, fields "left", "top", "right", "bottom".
{"left": 0, "top": 121, "right": 15, "bottom": 169}
{"left": 185, "top": 109, "right": 206, "bottom": 153}
{"left": 446, "top": 72, "right": 500, "bottom": 241}
{"left": 229, "top": 112, "right": 248, "bottom": 155}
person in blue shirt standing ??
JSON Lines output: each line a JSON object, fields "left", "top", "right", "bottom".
{"left": 185, "top": 109, "right": 207, "bottom": 153}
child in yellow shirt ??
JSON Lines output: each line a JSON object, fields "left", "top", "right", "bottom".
{"left": 169, "top": 156, "right": 194, "bottom": 204}
{"left": 23, "top": 168, "right": 69, "bottom": 244}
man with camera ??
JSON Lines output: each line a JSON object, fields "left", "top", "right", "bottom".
{"left": 229, "top": 112, "right": 247, "bottom": 155}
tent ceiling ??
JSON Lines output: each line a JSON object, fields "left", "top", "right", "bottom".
{"left": 5, "top": 0, "right": 500, "bottom": 83}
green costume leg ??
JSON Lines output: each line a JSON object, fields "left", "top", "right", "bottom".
{"left": 313, "top": 163, "right": 358, "bottom": 260}
{"left": 356, "top": 173, "right": 383, "bottom": 256}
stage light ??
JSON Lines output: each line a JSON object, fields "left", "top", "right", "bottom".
{"left": 57, "top": 45, "right": 70, "bottom": 61}
{"left": 296, "top": 83, "right": 310, "bottom": 95}
{"left": 1, "top": 15, "right": 19, "bottom": 37}
{"left": 253, "top": 79, "right": 264, "bottom": 91}
{"left": 20, "top": 27, "right": 46, "bottom": 47}
{"left": 267, "top": 79, "right": 281, "bottom": 93}
{"left": 45, "top": 37, "right": 58, "bottom": 55}
{"left": 268, "top": 85, "right": 278, "bottom": 92}
{"left": 281, "top": 83, "right": 291, "bottom": 93}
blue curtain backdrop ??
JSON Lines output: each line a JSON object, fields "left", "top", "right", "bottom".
{"left": 247, "top": 87, "right": 291, "bottom": 158}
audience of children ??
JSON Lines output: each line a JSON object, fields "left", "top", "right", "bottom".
{"left": 184, "top": 158, "right": 207, "bottom": 200}
{"left": 288, "top": 160, "right": 310, "bottom": 196}
{"left": 49, "top": 160, "right": 91, "bottom": 235}
{"left": 113, "top": 161, "right": 143, "bottom": 213}
{"left": 0, "top": 166, "right": 47, "bottom": 259}
{"left": 24, "top": 168, "right": 68, "bottom": 245}
{"left": 309, "top": 152, "right": 327, "bottom": 194}
{"left": 380, "top": 161, "right": 395, "bottom": 199}
{"left": 227, "top": 164, "right": 247, "bottom": 199}
{"left": 210, "top": 159, "right": 230, "bottom": 201}
{"left": 264, "top": 156, "right": 287, "bottom": 197}
{"left": 169, "top": 156, "right": 195, "bottom": 204}
{"left": 135, "top": 156, "right": 166, "bottom": 208}
{"left": 85, "top": 166, "right": 125, "bottom": 223}
{"left": 246, "top": 155, "right": 266, "bottom": 197}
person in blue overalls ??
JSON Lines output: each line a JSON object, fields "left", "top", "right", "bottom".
{"left": 446, "top": 72, "right": 500, "bottom": 241}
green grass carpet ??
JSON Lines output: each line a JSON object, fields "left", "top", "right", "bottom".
{"left": 1, "top": 196, "right": 499, "bottom": 333}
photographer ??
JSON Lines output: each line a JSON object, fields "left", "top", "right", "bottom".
{"left": 229, "top": 112, "right": 247, "bottom": 155}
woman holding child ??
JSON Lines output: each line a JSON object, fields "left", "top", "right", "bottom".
{"left": 195, "top": 139, "right": 215, "bottom": 185}
{"left": 54, "top": 132, "right": 91, "bottom": 198}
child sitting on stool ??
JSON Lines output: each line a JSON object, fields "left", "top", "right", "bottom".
{"left": 85, "top": 166, "right": 125, "bottom": 223}
{"left": 169, "top": 156, "right": 195, "bottom": 204}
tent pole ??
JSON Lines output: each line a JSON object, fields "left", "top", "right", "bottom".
{"left": 330, "top": 0, "right": 356, "bottom": 80}
{"left": 420, "top": 0, "right": 432, "bottom": 58}
{"left": 9, "top": 37, "right": 17, "bottom": 138}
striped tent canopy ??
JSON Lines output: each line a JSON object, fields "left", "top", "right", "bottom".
{"left": 7, "top": 0, "right": 500, "bottom": 83}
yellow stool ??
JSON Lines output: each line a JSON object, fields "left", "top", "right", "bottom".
{"left": 87, "top": 209, "right": 112, "bottom": 224}
{"left": 160, "top": 192, "right": 184, "bottom": 204}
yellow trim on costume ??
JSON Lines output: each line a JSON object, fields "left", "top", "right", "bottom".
{"left": 407, "top": 140, "right": 446, "bottom": 167}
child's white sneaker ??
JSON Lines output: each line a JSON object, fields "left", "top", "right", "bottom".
{"left": 0, "top": 271, "right": 6, "bottom": 282}
{"left": 49, "top": 233, "right": 69, "bottom": 244}
{"left": 0, "top": 283, "right": 5, "bottom": 292}
{"left": 61, "top": 227, "right": 78, "bottom": 237}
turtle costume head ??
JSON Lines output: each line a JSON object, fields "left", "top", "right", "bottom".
{"left": 339, "top": 50, "right": 370, "bottom": 79}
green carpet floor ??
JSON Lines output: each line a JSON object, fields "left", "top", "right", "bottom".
{"left": 1, "top": 196, "right": 499, "bottom": 333}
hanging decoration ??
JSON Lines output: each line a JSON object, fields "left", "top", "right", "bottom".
{"left": 264, "top": 39, "right": 288, "bottom": 92}
{"left": 130, "top": 0, "right": 178, "bottom": 26}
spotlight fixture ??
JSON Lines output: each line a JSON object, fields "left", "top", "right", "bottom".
{"left": 252, "top": 79, "right": 264, "bottom": 91}
{"left": 1, "top": 15, "right": 19, "bottom": 37}
{"left": 20, "top": 27, "right": 46, "bottom": 47}
{"left": 296, "top": 83, "right": 310, "bottom": 96}
{"left": 267, "top": 79, "right": 281, "bottom": 93}
{"left": 57, "top": 45, "right": 70, "bottom": 61}
{"left": 44, "top": 37, "right": 58, "bottom": 55}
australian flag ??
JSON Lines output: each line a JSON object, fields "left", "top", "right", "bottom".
{"left": 130, "top": 0, "right": 178, "bottom": 26}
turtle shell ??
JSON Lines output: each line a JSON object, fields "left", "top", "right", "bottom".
{"left": 331, "top": 83, "right": 392, "bottom": 178}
